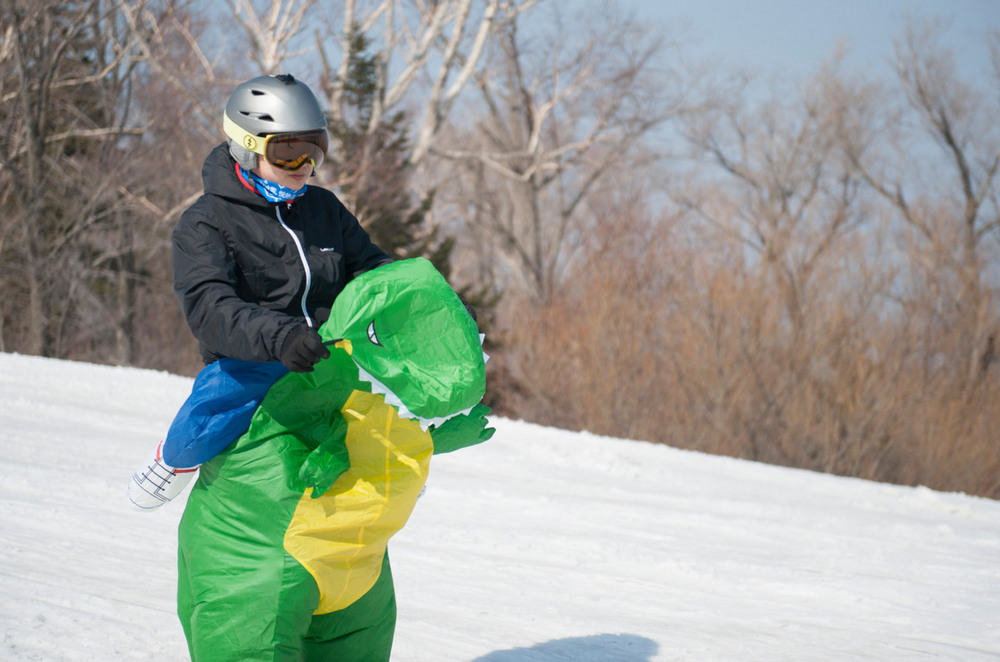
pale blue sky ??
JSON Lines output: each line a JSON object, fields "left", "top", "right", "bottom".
{"left": 620, "top": 0, "right": 999, "bottom": 83}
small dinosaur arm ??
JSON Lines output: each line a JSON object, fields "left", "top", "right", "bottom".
{"left": 176, "top": 258, "right": 494, "bottom": 660}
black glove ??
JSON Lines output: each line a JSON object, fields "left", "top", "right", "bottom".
{"left": 279, "top": 324, "right": 330, "bottom": 373}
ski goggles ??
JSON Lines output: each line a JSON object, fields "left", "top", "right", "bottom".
{"left": 224, "top": 114, "right": 329, "bottom": 170}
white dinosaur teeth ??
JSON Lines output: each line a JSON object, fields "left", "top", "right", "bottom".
{"left": 355, "top": 365, "right": 476, "bottom": 430}
{"left": 351, "top": 333, "right": 488, "bottom": 430}
{"left": 479, "top": 334, "right": 490, "bottom": 364}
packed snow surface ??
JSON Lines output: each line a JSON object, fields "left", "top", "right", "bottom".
{"left": 1, "top": 352, "right": 998, "bottom": 661}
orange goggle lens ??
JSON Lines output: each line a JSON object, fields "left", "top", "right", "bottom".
{"left": 264, "top": 130, "right": 329, "bottom": 171}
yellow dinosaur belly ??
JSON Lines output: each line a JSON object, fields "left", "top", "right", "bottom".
{"left": 283, "top": 390, "right": 432, "bottom": 614}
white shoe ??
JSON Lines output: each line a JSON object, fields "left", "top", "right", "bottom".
{"left": 127, "top": 441, "right": 199, "bottom": 511}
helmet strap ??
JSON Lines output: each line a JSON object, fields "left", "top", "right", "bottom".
{"left": 227, "top": 139, "right": 258, "bottom": 170}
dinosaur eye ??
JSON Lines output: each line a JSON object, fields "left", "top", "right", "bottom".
{"left": 367, "top": 320, "right": 382, "bottom": 346}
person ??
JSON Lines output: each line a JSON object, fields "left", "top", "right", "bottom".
{"left": 128, "top": 73, "right": 391, "bottom": 510}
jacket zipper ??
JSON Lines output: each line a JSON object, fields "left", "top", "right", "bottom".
{"left": 275, "top": 204, "right": 314, "bottom": 328}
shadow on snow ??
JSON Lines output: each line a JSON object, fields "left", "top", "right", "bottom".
{"left": 472, "top": 633, "right": 659, "bottom": 662}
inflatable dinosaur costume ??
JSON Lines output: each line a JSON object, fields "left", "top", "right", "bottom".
{"left": 176, "top": 258, "right": 493, "bottom": 661}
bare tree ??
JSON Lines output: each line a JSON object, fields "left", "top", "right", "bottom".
{"left": 842, "top": 19, "right": 1000, "bottom": 386}
{"left": 226, "top": 0, "right": 317, "bottom": 73}
{"left": 666, "top": 60, "right": 904, "bottom": 471}
{"left": 118, "top": 0, "right": 225, "bottom": 138}
{"left": 1, "top": 0, "right": 147, "bottom": 358}
{"left": 313, "top": 0, "right": 544, "bottom": 170}
{"left": 678, "top": 59, "right": 872, "bottom": 334}
{"left": 435, "top": 2, "right": 685, "bottom": 300}
{"left": 0, "top": 0, "right": 222, "bottom": 367}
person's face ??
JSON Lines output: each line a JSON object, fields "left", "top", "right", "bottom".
{"left": 254, "top": 156, "right": 313, "bottom": 190}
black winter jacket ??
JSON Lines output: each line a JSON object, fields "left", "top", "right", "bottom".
{"left": 173, "top": 143, "right": 390, "bottom": 364}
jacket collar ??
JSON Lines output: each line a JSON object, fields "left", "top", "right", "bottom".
{"left": 201, "top": 142, "right": 269, "bottom": 208}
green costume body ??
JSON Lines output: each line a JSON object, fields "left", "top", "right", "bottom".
{"left": 177, "top": 259, "right": 492, "bottom": 661}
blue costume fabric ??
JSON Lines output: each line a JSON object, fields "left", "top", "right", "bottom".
{"left": 161, "top": 358, "right": 288, "bottom": 468}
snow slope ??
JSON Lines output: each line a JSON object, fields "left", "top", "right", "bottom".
{"left": 1, "top": 352, "right": 998, "bottom": 661}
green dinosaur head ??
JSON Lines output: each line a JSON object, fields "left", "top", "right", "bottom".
{"left": 319, "top": 258, "right": 487, "bottom": 426}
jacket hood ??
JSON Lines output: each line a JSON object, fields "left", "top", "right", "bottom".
{"left": 202, "top": 142, "right": 266, "bottom": 207}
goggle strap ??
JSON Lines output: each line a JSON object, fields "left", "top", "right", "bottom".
{"left": 223, "top": 113, "right": 266, "bottom": 156}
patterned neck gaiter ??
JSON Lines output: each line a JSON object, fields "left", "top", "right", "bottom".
{"left": 238, "top": 165, "right": 308, "bottom": 203}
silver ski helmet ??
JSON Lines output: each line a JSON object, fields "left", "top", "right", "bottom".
{"left": 223, "top": 73, "right": 329, "bottom": 170}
